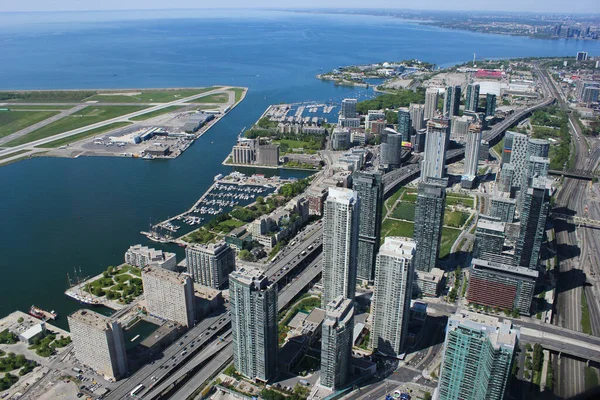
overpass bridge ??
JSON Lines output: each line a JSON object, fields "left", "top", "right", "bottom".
{"left": 551, "top": 213, "right": 600, "bottom": 229}
{"left": 549, "top": 169, "right": 599, "bottom": 181}
{"left": 520, "top": 327, "right": 600, "bottom": 364}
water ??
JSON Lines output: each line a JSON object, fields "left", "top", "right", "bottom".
{"left": 1, "top": 9, "right": 600, "bottom": 329}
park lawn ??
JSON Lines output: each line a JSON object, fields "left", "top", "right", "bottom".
{"left": 192, "top": 93, "right": 230, "bottom": 104}
{"left": 0, "top": 110, "right": 60, "bottom": 138}
{"left": 391, "top": 201, "right": 416, "bottom": 221}
{"left": 83, "top": 87, "right": 217, "bottom": 103}
{"left": 440, "top": 227, "right": 461, "bottom": 259}
{"left": 444, "top": 211, "right": 470, "bottom": 228}
{"left": 403, "top": 192, "right": 418, "bottom": 203}
{"left": 129, "top": 106, "right": 186, "bottom": 121}
{"left": 232, "top": 88, "right": 246, "bottom": 103}
{"left": 5, "top": 106, "right": 148, "bottom": 147}
{"left": 273, "top": 139, "right": 315, "bottom": 149}
{"left": 532, "top": 125, "right": 560, "bottom": 139}
{"left": 381, "top": 218, "right": 414, "bottom": 239}
{"left": 38, "top": 122, "right": 133, "bottom": 148}
{"left": 446, "top": 196, "right": 474, "bottom": 208}
{"left": 493, "top": 137, "right": 504, "bottom": 155}
{"left": 385, "top": 187, "right": 405, "bottom": 211}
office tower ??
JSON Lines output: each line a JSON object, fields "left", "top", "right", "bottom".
{"left": 142, "top": 266, "right": 196, "bottom": 328}
{"left": 463, "top": 130, "right": 481, "bottom": 177}
{"left": 515, "top": 177, "right": 550, "bottom": 269}
{"left": 322, "top": 187, "right": 359, "bottom": 306}
{"left": 380, "top": 128, "right": 403, "bottom": 170}
{"left": 467, "top": 258, "right": 538, "bottom": 314}
{"left": 341, "top": 98, "right": 357, "bottom": 118}
{"left": 438, "top": 312, "right": 519, "bottom": 400}
{"left": 414, "top": 181, "right": 446, "bottom": 272}
{"left": 473, "top": 219, "right": 505, "bottom": 260}
{"left": 370, "top": 237, "right": 415, "bottom": 357}
{"left": 485, "top": 93, "right": 497, "bottom": 117}
{"left": 443, "top": 85, "right": 461, "bottom": 117}
{"left": 320, "top": 296, "right": 354, "bottom": 390}
{"left": 489, "top": 196, "right": 516, "bottom": 223}
{"left": 186, "top": 242, "right": 235, "bottom": 289}
{"left": 465, "top": 83, "right": 480, "bottom": 112}
{"left": 421, "top": 119, "right": 451, "bottom": 181}
{"left": 353, "top": 171, "right": 384, "bottom": 281}
{"left": 424, "top": 88, "right": 439, "bottom": 120}
{"left": 230, "top": 267, "right": 278, "bottom": 382}
{"left": 397, "top": 108, "right": 412, "bottom": 142}
{"left": 68, "top": 310, "right": 128, "bottom": 380}
{"left": 577, "top": 51, "right": 588, "bottom": 61}
{"left": 409, "top": 103, "right": 425, "bottom": 132}
{"left": 125, "top": 244, "right": 177, "bottom": 271}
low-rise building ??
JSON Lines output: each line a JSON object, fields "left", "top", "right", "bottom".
{"left": 413, "top": 267, "right": 444, "bottom": 297}
{"left": 125, "top": 244, "right": 177, "bottom": 271}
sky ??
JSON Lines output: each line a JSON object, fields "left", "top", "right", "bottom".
{"left": 0, "top": 0, "right": 598, "bottom": 14}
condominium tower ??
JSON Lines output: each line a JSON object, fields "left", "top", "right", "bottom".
{"left": 424, "top": 88, "right": 439, "bottom": 120}
{"left": 141, "top": 266, "right": 196, "bottom": 328}
{"left": 443, "top": 85, "right": 461, "bottom": 117}
{"left": 515, "top": 177, "right": 550, "bottom": 269}
{"left": 421, "top": 119, "right": 451, "bottom": 181}
{"left": 438, "top": 312, "right": 519, "bottom": 400}
{"left": 413, "top": 181, "right": 446, "bottom": 272}
{"left": 341, "top": 98, "right": 357, "bottom": 118}
{"left": 370, "top": 237, "right": 415, "bottom": 357}
{"left": 322, "top": 187, "right": 359, "bottom": 306}
{"left": 186, "top": 241, "right": 235, "bottom": 289}
{"left": 230, "top": 267, "right": 278, "bottom": 382}
{"left": 68, "top": 310, "right": 128, "bottom": 380}
{"left": 320, "top": 296, "right": 354, "bottom": 390}
{"left": 465, "top": 83, "right": 480, "bottom": 112}
{"left": 353, "top": 171, "right": 384, "bottom": 281}
{"left": 409, "top": 103, "right": 425, "bottom": 132}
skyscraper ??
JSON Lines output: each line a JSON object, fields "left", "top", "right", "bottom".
{"left": 463, "top": 129, "right": 482, "bottom": 177}
{"left": 409, "top": 103, "right": 425, "bottom": 132}
{"left": 353, "top": 171, "right": 384, "bottom": 281}
{"left": 485, "top": 93, "right": 497, "bottom": 117}
{"left": 472, "top": 219, "right": 505, "bottom": 261}
{"left": 142, "top": 266, "right": 196, "bottom": 328}
{"left": 370, "top": 237, "right": 415, "bottom": 357}
{"left": 340, "top": 98, "right": 357, "bottom": 118}
{"left": 465, "top": 83, "right": 480, "bottom": 112}
{"left": 443, "top": 85, "right": 461, "bottom": 117}
{"left": 68, "top": 310, "right": 129, "bottom": 380}
{"left": 320, "top": 296, "right": 354, "bottom": 390}
{"left": 397, "top": 108, "right": 412, "bottom": 143}
{"left": 380, "top": 128, "right": 403, "bottom": 170}
{"left": 424, "top": 88, "right": 439, "bottom": 120}
{"left": 186, "top": 241, "right": 235, "bottom": 289}
{"left": 230, "top": 267, "right": 278, "bottom": 382}
{"left": 489, "top": 196, "right": 516, "bottom": 223}
{"left": 437, "top": 312, "right": 519, "bottom": 400}
{"left": 414, "top": 181, "right": 446, "bottom": 272}
{"left": 421, "top": 119, "right": 451, "bottom": 181}
{"left": 322, "top": 187, "right": 359, "bottom": 306}
{"left": 505, "top": 132, "right": 528, "bottom": 189}
{"left": 515, "top": 177, "right": 550, "bottom": 269}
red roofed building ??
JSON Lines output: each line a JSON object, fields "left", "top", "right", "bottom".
{"left": 475, "top": 70, "right": 505, "bottom": 79}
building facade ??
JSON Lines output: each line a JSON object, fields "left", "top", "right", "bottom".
{"left": 370, "top": 237, "right": 415, "bottom": 357}
{"left": 465, "top": 83, "right": 480, "bottom": 112}
{"left": 421, "top": 119, "right": 451, "bottom": 181}
{"left": 413, "top": 181, "right": 446, "bottom": 272}
{"left": 486, "top": 93, "right": 497, "bottom": 117}
{"left": 472, "top": 219, "right": 506, "bottom": 261}
{"left": 424, "top": 88, "right": 439, "bottom": 120}
{"left": 397, "top": 109, "right": 412, "bottom": 143}
{"left": 463, "top": 129, "right": 482, "bottom": 178}
{"left": 515, "top": 178, "right": 550, "bottom": 269}
{"left": 186, "top": 242, "right": 235, "bottom": 289}
{"left": 320, "top": 296, "right": 354, "bottom": 390}
{"left": 230, "top": 267, "right": 278, "bottom": 382}
{"left": 340, "top": 98, "right": 357, "bottom": 119}
{"left": 409, "top": 103, "right": 425, "bottom": 132}
{"left": 443, "top": 85, "right": 461, "bottom": 117}
{"left": 256, "top": 144, "right": 280, "bottom": 166}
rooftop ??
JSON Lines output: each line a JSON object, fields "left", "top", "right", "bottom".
{"left": 327, "top": 187, "right": 358, "bottom": 205}
{"left": 415, "top": 267, "right": 444, "bottom": 282}
{"left": 379, "top": 237, "right": 416, "bottom": 260}
{"left": 193, "top": 283, "right": 221, "bottom": 300}
{"left": 477, "top": 219, "right": 506, "bottom": 233}
{"left": 471, "top": 258, "right": 539, "bottom": 279}
{"left": 68, "top": 309, "right": 112, "bottom": 331}
{"left": 449, "top": 310, "right": 519, "bottom": 349}
{"left": 142, "top": 266, "right": 191, "bottom": 285}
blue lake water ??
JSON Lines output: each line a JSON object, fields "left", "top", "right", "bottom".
{"left": 1, "top": 9, "right": 599, "bottom": 329}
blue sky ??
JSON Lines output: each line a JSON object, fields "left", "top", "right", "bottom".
{"left": 1, "top": 1, "right": 598, "bottom": 13}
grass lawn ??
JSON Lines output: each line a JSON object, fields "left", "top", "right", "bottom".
{"left": 391, "top": 201, "right": 415, "bottom": 221}
{"left": 38, "top": 122, "right": 133, "bottom": 148}
{"left": 585, "top": 367, "right": 599, "bottom": 390}
{"left": 446, "top": 196, "right": 474, "bottom": 208}
{"left": 444, "top": 211, "right": 470, "bottom": 228}
{"left": 4, "top": 105, "right": 75, "bottom": 110}
{"left": 5, "top": 106, "right": 148, "bottom": 147}
{"left": 0, "top": 149, "right": 31, "bottom": 161}
{"left": 440, "top": 227, "right": 461, "bottom": 259}
{"left": 582, "top": 290, "right": 592, "bottom": 335}
{"left": 232, "top": 88, "right": 246, "bottom": 103}
{"left": 385, "top": 187, "right": 404, "bottom": 211}
{"left": 273, "top": 139, "right": 314, "bottom": 149}
{"left": 129, "top": 106, "right": 186, "bottom": 121}
{"left": 493, "top": 137, "right": 504, "bottom": 155}
{"left": 192, "top": 93, "right": 230, "bottom": 104}
{"left": 402, "top": 191, "right": 418, "bottom": 203}
{"left": 0, "top": 90, "right": 96, "bottom": 102}
{"left": 0, "top": 110, "right": 60, "bottom": 139}
{"left": 381, "top": 218, "right": 414, "bottom": 239}
{"left": 83, "top": 88, "right": 217, "bottom": 103}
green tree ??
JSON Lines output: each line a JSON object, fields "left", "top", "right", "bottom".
{"left": 423, "top": 392, "right": 432, "bottom": 400}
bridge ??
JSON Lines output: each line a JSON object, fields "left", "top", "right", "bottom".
{"left": 520, "top": 327, "right": 600, "bottom": 364}
{"left": 382, "top": 96, "right": 556, "bottom": 196}
{"left": 549, "top": 169, "right": 598, "bottom": 181}
{"left": 551, "top": 213, "right": 600, "bottom": 229}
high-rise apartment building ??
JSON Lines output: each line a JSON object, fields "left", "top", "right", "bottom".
{"left": 465, "top": 83, "right": 480, "bottom": 112}
{"left": 505, "top": 132, "right": 528, "bottom": 189}
{"left": 437, "top": 312, "right": 519, "bottom": 400}
{"left": 320, "top": 296, "right": 354, "bottom": 390}
{"left": 489, "top": 196, "right": 516, "bottom": 223}
{"left": 577, "top": 51, "right": 588, "bottom": 61}
{"left": 186, "top": 242, "right": 235, "bottom": 289}
{"left": 443, "top": 85, "right": 461, "bottom": 117}
{"left": 414, "top": 181, "right": 446, "bottom": 272}
{"left": 527, "top": 138, "right": 550, "bottom": 158}
{"left": 409, "top": 103, "right": 425, "bottom": 132}
{"left": 450, "top": 116, "right": 470, "bottom": 142}
{"left": 340, "top": 98, "right": 357, "bottom": 119}
{"left": 353, "top": 171, "right": 384, "bottom": 281}
{"left": 230, "top": 267, "right": 278, "bottom": 382}
{"left": 463, "top": 129, "right": 481, "bottom": 179}
{"left": 322, "top": 187, "right": 359, "bottom": 306}
{"left": 485, "top": 93, "right": 497, "bottom": 117}
{"left": 68, "top": 310, "right": 128, "bottom": 380}
{"left": 370, "top": 237, "right": 415, "bottom": 357}
{"left": 380, "top": 128, "right": 403, "bottom": 170}
{"left": 473, "top": 219, "right": 505, "bottom": 261}
{"left": 397, "top": 108, "right": 412, "bottom": 143}
{"left": 142, "top": 266, "right": 196, "bottom": 328}
{"left": 515, "top": 177, "right": 550, "bottom": 269}
{"left": 424, "top": 88, "right": 439, "bottom": 120}
{"left": 421, "top": 119, "right": 451, "bottom": 181}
